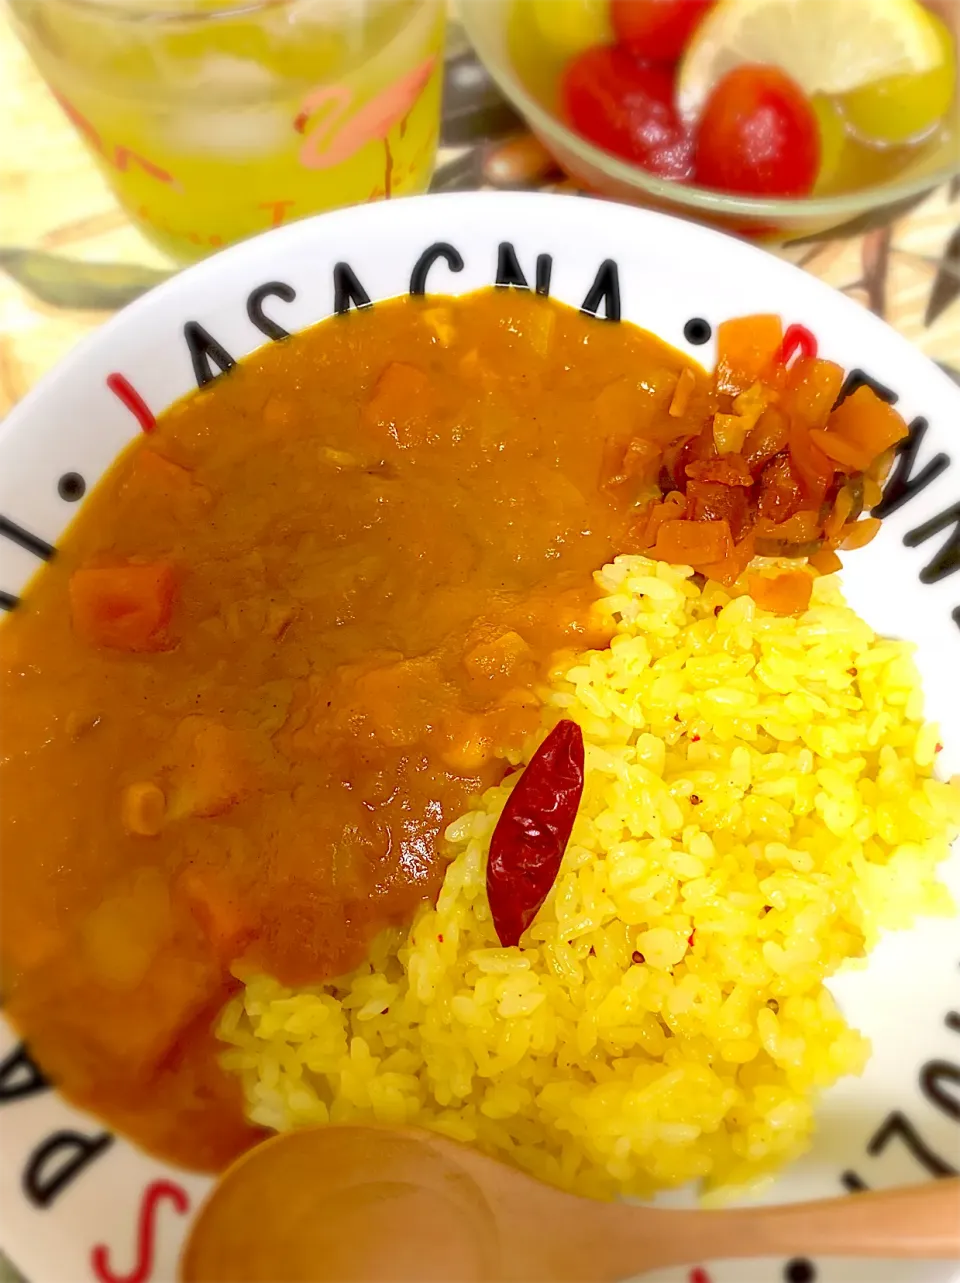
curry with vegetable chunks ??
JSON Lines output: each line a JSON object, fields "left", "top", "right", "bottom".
{"left": 0, "top": 289, "right": 906, "bottom": 1173}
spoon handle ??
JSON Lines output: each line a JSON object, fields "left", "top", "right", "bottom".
{"left": 689, "top": 1177, "right": 960, "bottom": 1264}
{"left": 585, "top": 1175, "right": 960, "bottom": 1277}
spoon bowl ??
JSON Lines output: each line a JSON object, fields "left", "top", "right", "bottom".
{"left": 180, "top": 1123, "right": 960, "bottom": 1282}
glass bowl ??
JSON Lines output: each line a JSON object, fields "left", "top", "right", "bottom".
{"left": 460, "top": 0, "right": 960, "bottom": 242}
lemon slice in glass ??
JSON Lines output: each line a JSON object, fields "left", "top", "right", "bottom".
{"left": 677, "top": 0, "right": 945, "bottom": 120}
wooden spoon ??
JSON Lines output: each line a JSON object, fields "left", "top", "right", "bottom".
{"left": 180, "top": 1124, "right": 960, "bottom": 1283}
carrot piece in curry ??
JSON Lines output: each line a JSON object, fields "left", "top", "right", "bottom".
{"left": 748, "top": 568, "right": 814, "bottom": 615}
{"left": 715, "top": 315, "right": 783, "bottom": 395}
{"left": 69, "top": 561, "right": 176, "bottom": 652}
{"left": 653, "top": 518, "right": 733, "bottom": 568}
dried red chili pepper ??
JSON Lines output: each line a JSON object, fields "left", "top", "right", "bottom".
{"left": 487, "top": 719, "right": 585, "bottom": 948}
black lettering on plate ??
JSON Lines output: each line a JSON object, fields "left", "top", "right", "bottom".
{"left": 333, "top": 263, "right": 372, "bottom": 316}
{"left": 0, "top": 515, "right": 54, "bottom": 562}
{"left": 495, "top": 242, "right": 528, "bottom": 289}
{"left": 683, "top": 318, "right": 712, "bottom": 346}
{"left": 921, "top": 1060, "right": 960, "bottom": 1122}
{"left": 840, "top": 1170, "right": 870, "bottom": 1192}
{"left": 23, "top": 1130, "right": 113, "bottom": 1208}
{"left": 833, "top": 368, "right": 899, "bottom": 410}
{"left": 247, "top": 281, "right": 296, "bottom": 341}
{"left": 0, "top": 1043, "right": 49, "bottom": 1102}
{"left": 0, "top": 591, "right": 18, "bottom": 611}
{"left": 873, "top": 417, "right": 950, "bottom": 519}
{"left": 183, "top": 322, "right": 236, "bottom": 388}
{"left": 535, "top": 254, "right": 553, "bottom": 297}
{"left": 494, "top": 244, "right": 553, "bottom": 297}
{"left": 783, "top": 1260, "right": 816, "bottom": 1283}
{"left": 903, "top": 502, "right": 960, "bottom": 584}
{"left": 57, "top": 472, "right": 86, "bottom": 502}
{"left": 866, "top": 1110, "right": 957, "bottom": 1177}
{"left": 953, "top": 607, "right": 960, "bottom": 632}
{"left": 580, "top": 260, "right": 621, "bottom": 322}
{"left": 409, "top": 243, "right": 464, "bottom": 296}
{"left": 947, "top": 1011, "right": 960, "bottom": 1034}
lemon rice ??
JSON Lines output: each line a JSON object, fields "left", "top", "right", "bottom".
{"left": 219, "top": 556, "right": 960, "bottom": 1200}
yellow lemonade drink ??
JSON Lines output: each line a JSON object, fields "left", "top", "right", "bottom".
{"left": 9, "top": 0, "right": 445, "bottom": 261}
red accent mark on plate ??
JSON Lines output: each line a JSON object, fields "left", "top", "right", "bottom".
{"left": 778, "top": 323, "right": 818, "bottom": 367}
{"left": 90, "top": 1180, "right": 190, "bottom": 1283}
{"left": 689, "top": 1269, "right": 713, "bottom": 1283}
{"left": 107, "top": 374, "right": 156, "bottom": 434}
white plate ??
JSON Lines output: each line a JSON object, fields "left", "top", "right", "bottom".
{"left": 1, "top": 192, "right": 958, "bottom": 1283}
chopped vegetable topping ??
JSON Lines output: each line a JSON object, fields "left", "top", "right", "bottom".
{"left": 617, "top": 315, "right": 910, "bottom": 609}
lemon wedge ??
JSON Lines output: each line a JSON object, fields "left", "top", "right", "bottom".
{"left": 677, "top": 0, "right": 946, "bottom": 120}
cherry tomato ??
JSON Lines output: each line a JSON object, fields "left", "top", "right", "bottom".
{"left": 693, "top": 65, "right": 820, "bottom": 197}
{"left": 561, "top": 46, "right": 694, "bottom": 179}
{"left": 610, "top": 0, "right": 714, "bottom": 63}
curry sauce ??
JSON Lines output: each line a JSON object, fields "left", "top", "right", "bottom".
{"left": 0, "top": 290, "right": 711, "bottom": 1169}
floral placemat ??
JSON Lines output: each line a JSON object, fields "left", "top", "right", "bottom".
{"left": 0, "top": 11, "right": 958, "bottom": 1283}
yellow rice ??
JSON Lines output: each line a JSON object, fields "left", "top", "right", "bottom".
{"left": 218, "top": 556, "right": 960, "bottom": 1200}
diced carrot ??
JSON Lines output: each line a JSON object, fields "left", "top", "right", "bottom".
{"left": 69, "top": 561, "right": 176, "bottom": 652}
{"left": 840, "top": 517, "right": 882, "bottom": 550}
{"left": 700, "top": 528, "right": 755, "bottom": 586}
{"left": 653, "top": 519, "right": 732, "bottom": 568}
{"left": 788, "top": 423, "right": 834, "bottom": 507}
{"left": 809, "top": 548, "right": 843, "bottom": 575}
{"left": 748, "top": 569, "right": 813, "bottom": 615}
{"left": 827, "top": 386, "right": 910, "bottom": 461}
{"left": 783, "top": 357, "right": 845, "bottom": 430}
{"left": 637, "top": 494, "right": 687, "bottom": 549}
{"left": 715, "top": 315, "right": 783, "bottom": 396}
{"left": 669, "top": 367, "right": 697, "bottom": 417}
{"left": 809, "top": 429, "right": 870, "bottom": 471}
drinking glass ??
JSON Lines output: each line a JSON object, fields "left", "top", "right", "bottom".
{"left": 8, "top": 0, "right": 446, "bottom": 261}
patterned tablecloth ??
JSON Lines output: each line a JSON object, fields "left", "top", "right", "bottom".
{"left": 0, "top": 10, "right": 958, "bottom": 1283}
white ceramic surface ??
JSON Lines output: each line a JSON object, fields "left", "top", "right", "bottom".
{"left": 0, "top": 192, "right": 958, "bottom": 1283}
